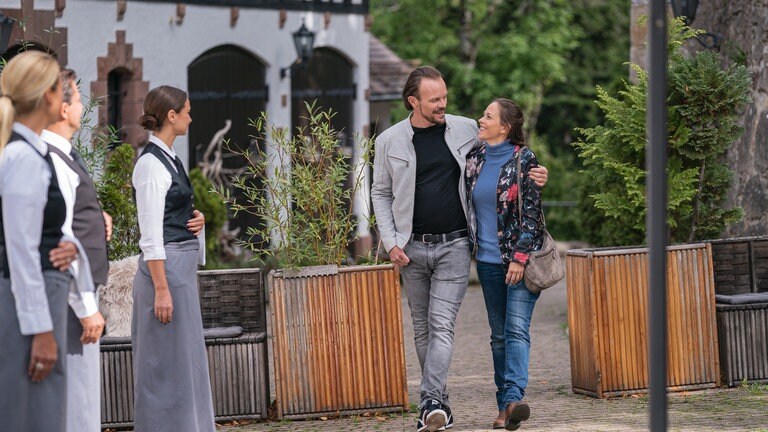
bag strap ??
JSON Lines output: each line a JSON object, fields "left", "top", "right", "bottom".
{"left": 516, "top": 147, "right": 546, "bottom": 230}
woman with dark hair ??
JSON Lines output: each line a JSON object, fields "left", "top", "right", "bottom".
{"left": 465, "top": 98, "right": 544, "bottom": 431}
{"left": 0, "top": 51, "right": 95, "bottom": 431}
{"left": 131, "top": 85, "right": 214, "bottom": 431}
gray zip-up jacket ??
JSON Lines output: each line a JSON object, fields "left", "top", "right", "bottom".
{"left": 371, "top": 114, "right": 479, "bottom": 253}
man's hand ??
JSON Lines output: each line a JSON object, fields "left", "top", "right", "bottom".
{"left": 186, "top": 210, "right": 205, "bottom": 237}
{"left": 49, "top": 241, "right": 77, "bottom": 271}
{"left": 529, "top": 165, "right": 549, "bottom": 188}
{"left": 79, "top": 312, "right": 105, "bottom": 344}
{"left": 102, "top": 212, "right": 113, "bottom": 242}
{"left": 388, "top": 246, "right": 410, "bottom": 267}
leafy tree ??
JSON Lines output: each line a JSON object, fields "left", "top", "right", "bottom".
{"left": 536, "top": 0, "right": 630, "bottom": 158}
{"left": 574, "top": 19, "right": 750, "bottom": 245}
{"left": 371, "top": 0, "right": 578, "bottom": 128}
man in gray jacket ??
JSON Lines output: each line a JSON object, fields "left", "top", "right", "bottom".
{"left": 371, "top": 66, "right": 547, "bottom": 432}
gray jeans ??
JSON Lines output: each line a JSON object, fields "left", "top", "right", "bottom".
{"left": 400, "top": 237, "right": 470, "bottom": 407}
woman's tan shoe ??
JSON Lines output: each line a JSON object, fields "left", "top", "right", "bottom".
{"left": 504, "top": 401, "right": 530, "bottom": 431}
{"left": 493, "top": 410, "right": 506, "bottom": 429}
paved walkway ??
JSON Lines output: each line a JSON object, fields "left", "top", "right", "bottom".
{"left": 222, "top": 277, "right": 768, "bottom": 431}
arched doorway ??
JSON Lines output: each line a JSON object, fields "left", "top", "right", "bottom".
{"left": 188, "top": 45, "right": 268, "bottom": 241}
{"left": 291, "top": 47, "right": 355, "bottom": 150}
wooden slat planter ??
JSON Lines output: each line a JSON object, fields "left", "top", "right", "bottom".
{"left": 566, "top": 243, "right": 721, "bottom": 398}
{"left": 716, "top": 302, "right": 768, "bottom": 387}
{"left": 269, "top": 264, "right": 408, "bottom": 419}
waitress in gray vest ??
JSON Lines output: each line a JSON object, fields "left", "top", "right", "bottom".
{"left": 131, "top": 85, "right": 214, "bottom": 431}
{"left": 43, "top": 68, "right": 108, "bottom": 432}
{"left": 0, "top": 51, "right": 93, "bottom": 431}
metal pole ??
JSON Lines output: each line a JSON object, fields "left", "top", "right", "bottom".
{"left": 647, "top": 0, "right": 668, "bottom": 431}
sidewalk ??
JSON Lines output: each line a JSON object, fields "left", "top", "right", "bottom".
{"left": 222, "top": 278, "right": 768, "bottom": 431}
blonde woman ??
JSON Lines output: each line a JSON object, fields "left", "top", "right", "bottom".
{"left": 0, "top": 51, "right": 98, "bottom": 431}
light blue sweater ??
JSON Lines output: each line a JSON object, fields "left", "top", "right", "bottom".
{"left": 472, "top": 141, "right": 516, "bottom": 264}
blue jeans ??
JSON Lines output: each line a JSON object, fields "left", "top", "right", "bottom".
{"left": 476, "top": 261, "right": 539, "bottom": 410}
{"left": 400, "top": 237, "right": 470, "bottom": 407}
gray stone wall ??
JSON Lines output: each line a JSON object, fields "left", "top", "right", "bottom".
{"left": 629, "top": 0, "right": 767, "bottom": 237}
{"left": 696, "top": 1, "right": 768, "bottom": 237}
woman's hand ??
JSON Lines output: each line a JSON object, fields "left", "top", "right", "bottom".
{"left": 529, "top": 165, "right": 548, "bottom": 188}
{"left": 505, "top": 261, "right": 526, "bottom": 285}
{"left": 154, "top": 287, "right": 173, "bottom": 324}
{"left": 79, "top": 312, "right": 105, "bottom": 344}
{"left": 49, "top": 241, "right": 77, "bottom": 271}
{"left": 186, "top": 210, "right": 205, "bottom": 237}
{"left": 28, "top": 331, "right": 57, "bottom": 382}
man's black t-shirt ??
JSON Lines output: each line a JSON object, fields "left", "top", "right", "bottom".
{"left": 411, "top": 123, "right": 467, "bottom": 234}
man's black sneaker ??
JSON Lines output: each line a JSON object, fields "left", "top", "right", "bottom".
{"left": 443, "top": 404, "right": 454, "bottom": 429}
{"left": 416, "top": 399, "right": 446, "bottom": 432}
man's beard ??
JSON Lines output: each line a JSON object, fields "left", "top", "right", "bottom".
{"left": 420, "top": 106, "right": 446, "bottom": 125}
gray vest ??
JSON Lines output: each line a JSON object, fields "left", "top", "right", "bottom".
{"left": 47, "top": 144, "right": 109, "bottom": 286}
{"left": 138, "top": 143, "right": 196, "bottom": 245}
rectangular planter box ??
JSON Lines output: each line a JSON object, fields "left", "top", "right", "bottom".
{"left": 100, "top": 332, "right": 269, "bottom": 429}
{"left": 198, "top": 268, "right": 267, "bottom": 333}
{"left": 708, "top": 236, "right": 768, "bottom": 295}
{"left": 269, "top": 264, "right": 408, "bottom": 419}
{"left": 716, "top": 302, "right": 768, "bottom": 387}
{"left": 566, "top": 243, "right": 720, "bottom": 398}
{"left": 100, "top": 268, "right": 269, "bottom": 429}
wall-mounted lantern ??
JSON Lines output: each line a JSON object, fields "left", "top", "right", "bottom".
{"left": 280, "top": 21, "right": 315, "bottom": 79}
{"left": 669, "top": 0, "right": 719, "bottom": 50}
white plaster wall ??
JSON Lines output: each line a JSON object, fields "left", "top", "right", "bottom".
{"left": 50, "top": 1, "right": 368, "bottom": 171}
{"left": 37, "top": 0, "right": 371, "bottom": 241}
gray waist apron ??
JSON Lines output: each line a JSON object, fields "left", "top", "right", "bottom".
{"left": 0, "top": 269, "right": 72, "bottom": 432}
{"left": 66, "top": 292, "right": 100, "bottom": 432}
{"left": 131, "top": 239, "right": 215, "bottom": 432}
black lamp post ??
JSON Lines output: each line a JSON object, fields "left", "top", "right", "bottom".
{"left": 280, "top": 21, "right": 315, "bottom": 79}
{"left": 668, "top": 0, "right": 719, "bottom": 49}
{"left": 0, "top": 11, "right": 15, "bottom": 54}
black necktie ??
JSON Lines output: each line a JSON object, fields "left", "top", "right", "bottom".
{"left": 174, "top": 156, "right": 191, "bottom": 187}
{"left": 69, "top": 147, "right": 89, "bottom": 173}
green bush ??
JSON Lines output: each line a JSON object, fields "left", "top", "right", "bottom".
{"left": 574, "top": 19, "right": 750, "bottom": 245}
{"left": 97, "top": 144, "right": 140, "bottom": 260}
{"left": 189, "top": 167, "right": 228, "bottom": 267}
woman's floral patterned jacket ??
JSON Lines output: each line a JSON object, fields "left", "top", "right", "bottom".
{"left": 465, "top": 142, "right": 544, "bottom": 265}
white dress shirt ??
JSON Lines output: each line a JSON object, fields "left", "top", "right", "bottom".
{"left": 0, "top": 123, "right": 96, "bottom": 335}
{"left": 42, "top": 130, "right": 98, "bottom": 319}
{"left": 133, "top": 135, "right": 180, "bottom": 262}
